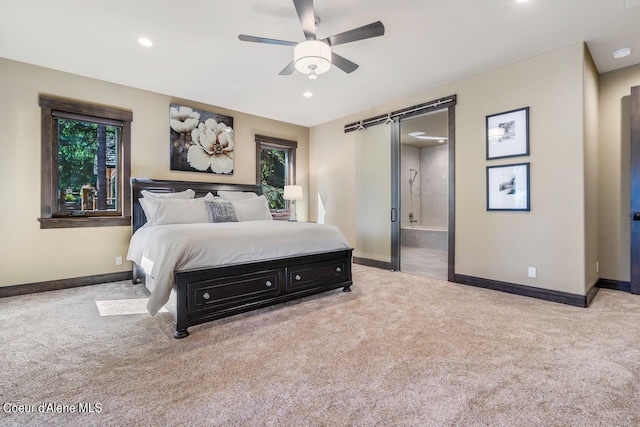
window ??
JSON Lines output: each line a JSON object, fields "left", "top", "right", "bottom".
{"left": 39, "top": 95, "right": 132, "bottom": 228}
{"left": 255, "top": 135, "right": 297, "bottom": 214}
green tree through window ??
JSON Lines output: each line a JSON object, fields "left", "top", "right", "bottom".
{"left": 255, "top": 135, "right": 297, "bottom": 213}
{"left": 57, "top": 119, "right": 118, "bottom": 211}
{"left": 260, "top": 148, "right": 286, "bottom": 209}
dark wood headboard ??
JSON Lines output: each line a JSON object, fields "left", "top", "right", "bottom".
{"left": 131, "top": 178, "right": 263, "bottom": 233}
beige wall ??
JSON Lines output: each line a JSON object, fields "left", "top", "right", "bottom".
{"left": 310, "top": 43, "right": 591, "bottom": 295}
{"left": 583, "top": 44, "right": 600, "bottom": 291}
{"left": 309, "top": 118, "right": 357, "bottom": 244}
{"left": 598, "top": 63, "right": 640, "bottom": 282}
{"left": 0, "top": 57, "right": 309, "bottom": 288}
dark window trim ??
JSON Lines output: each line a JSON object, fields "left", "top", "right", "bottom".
{"left": 52, "top": 110, "right": 124, "bottom": 128}
{"left": 39, "top": 94, "right": 132, "bottom": 229}
{"left": 255, "top": 135, "right": 297, "bottom": 215}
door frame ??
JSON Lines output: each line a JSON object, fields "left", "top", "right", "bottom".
{"left": 631, "top": 85, "right": 640, "bottom": 294}
{"left": 391, "top": 121, "right": 401, "bottom": 270}
{"left": 390, "top": 101, "right": 456, "bottom": 281}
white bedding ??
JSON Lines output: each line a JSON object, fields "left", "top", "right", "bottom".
{"left": 126, "top": 221, "right": 350, "bottom": 315}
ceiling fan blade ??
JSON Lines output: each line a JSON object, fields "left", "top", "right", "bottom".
{"left": 331, "top": 53, "right": 359, "bottom": 74}
{"left": 238, "top": 35, "right": 297, "bottom": 46}
{"left": 322, "top": 21, "right": 385, "bottom": 46}
{"left": 279, "top": 61, "right": 296, "bottom": 75}
{"left": 293, "top": 0, "right": 316, "bottom": 40}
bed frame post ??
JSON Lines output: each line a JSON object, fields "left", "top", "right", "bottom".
{"left": 343, "top": 250, "right": 353, "bottom": 292}
{"left": 174, "top": 328, "right": 189, "bottom": 339}
{"left": 173, "top": 276, "right": 190, "bottom": 339}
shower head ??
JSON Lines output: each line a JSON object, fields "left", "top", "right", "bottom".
{"left": 409, "top": 168, "right": 420, "bottom": 196}
{"left": 409, "top": 168, "right": 418, "bottom": 186}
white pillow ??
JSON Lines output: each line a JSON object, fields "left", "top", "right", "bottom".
{"left": 141, "top": 189, "right": 195, "bottom": 199}
{"left": 217, "top": 190, "right": 258, "bottom": 201}
{"left": 141, "top": 193, "right": 214, "bottom": 225}
{"left": 140, "top": 189, "right": 196, "bottom": 219}
{"left": 231, "top": 195, "right": 273, "bottom": 221}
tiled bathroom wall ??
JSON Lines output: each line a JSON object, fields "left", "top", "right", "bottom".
{"left": 420, "top": 144, "right": 448, "bottom": 228}
{"left": 401, "top": 144, "right": 421, "bottom": 227}
{"left": 401, "top": 143, "right": 448, "bottom": 228}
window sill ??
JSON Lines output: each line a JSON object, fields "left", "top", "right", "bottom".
{"left": 39, "top": 216, "right": 131, "bottom": 229}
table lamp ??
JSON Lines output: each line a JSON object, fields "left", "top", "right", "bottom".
{"left": 283, "top": 185, "right": 303, "bottom": 221}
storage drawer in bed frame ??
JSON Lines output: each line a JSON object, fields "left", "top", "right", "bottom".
{"left": 171, "top": 249, "right": 353, "bottom": 338}
{"left": 287, "top": 259, "right": 347, "bottom": 293}
{"left": 188, "top": 269, "right": 283, "bottom": 314}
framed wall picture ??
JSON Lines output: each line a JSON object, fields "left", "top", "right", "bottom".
{"left": 486, "top": 107, "right": 529, "bottom": 160}
{"left": 486, "top": 162, "right": 530, "bottom": 211}
{"left": 169, "top": 104, "right": 234, "bottom": 175}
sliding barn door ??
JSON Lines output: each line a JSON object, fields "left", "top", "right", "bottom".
{"left": 631, "top": 85, "right": 640, "bottom": 294}
{"left": 354, "top": 124, "right": 393, "bottom": 268}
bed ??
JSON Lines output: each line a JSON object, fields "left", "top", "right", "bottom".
{"left": 128, "top": 178, "right": 353, "bottom": 338}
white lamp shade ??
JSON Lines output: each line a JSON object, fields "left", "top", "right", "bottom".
{"left": 294, "top": 41, "right": 331, "bottom": 75}
{"left": 283, "top": 185, "right": 303, "bottom": 201}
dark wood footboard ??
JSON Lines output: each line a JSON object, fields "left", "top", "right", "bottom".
{"left": 171, "top": 249, "right": 353, "bottom": 338}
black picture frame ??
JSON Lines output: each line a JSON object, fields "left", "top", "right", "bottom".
{"left": 486, "top": 162, "right": 530, "bottom": 211}
{"left": 486, "top": 107, "right": 529, "bottom": 160}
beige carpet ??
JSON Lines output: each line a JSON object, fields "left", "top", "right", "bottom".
{"left": 1, "top": 265, "right": 640, "bottom": 426}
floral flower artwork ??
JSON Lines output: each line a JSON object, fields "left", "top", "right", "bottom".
{"left": 169, "top": 104, "right": 234, "bottom": 174}
{"left": 187, "top": 119, "right": 234, "bottom": 174}
{"left": 170, "top": 106, "right": 200, "bottom": 133}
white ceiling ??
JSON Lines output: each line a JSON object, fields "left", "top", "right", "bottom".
{"left": 400, "top": 110, "right": 448, "bottom": 148}
{"left": 1, "top": 0, "right": 639, "bottom": 127}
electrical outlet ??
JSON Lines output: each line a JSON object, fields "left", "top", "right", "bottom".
{"left": 528, "top": 267, "right": 537, "bottom": 279}
{"left": 115, "top": 256, "right": 123, "bottom": 266}
{"left": 596, "top": 261, "right": 599, "bottom": 273}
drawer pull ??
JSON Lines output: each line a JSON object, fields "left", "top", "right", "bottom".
{"left": 202, "top": 292, "right": 210, "bottom": 300}
{"left": 295, "top": 274, "right": 301, "bottom": 281}
{"left": 336, "top": 267, "right": 342, "bottom": 273}
{"left": 265, "top": 280, "right": 272, "bottom": 287}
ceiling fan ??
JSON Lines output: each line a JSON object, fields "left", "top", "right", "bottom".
{"left": 238, "top": 0, "right": 385, "bottom": 80}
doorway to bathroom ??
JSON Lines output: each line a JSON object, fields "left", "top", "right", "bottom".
{"left": 350, "top": 95, "right": 455, "bottom": 280}
{"left": 398, "top": 109, "right": 450, "bottom": 279}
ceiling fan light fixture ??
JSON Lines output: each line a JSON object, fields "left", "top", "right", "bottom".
{"left": 294, "top": 40, "right": 332, "bottom": 77}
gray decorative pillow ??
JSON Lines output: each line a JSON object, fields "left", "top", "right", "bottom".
{"left": 205, "top": 200, "right": 238, "bottom": 223}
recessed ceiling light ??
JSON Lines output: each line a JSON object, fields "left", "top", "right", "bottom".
{"left": 613, "top": 48, "right": 632, "bottom": 59}
{"left": 303, "top": 91, "right": 313, "bottom": 98}
{"left": 517, "top": 0, "right": 529, "bottom": 3}
{"left": 409, "top": 131, "right": 448, "bottom": 141}
{"left": 138, "top": 37, "right": 153, "bottom": 47}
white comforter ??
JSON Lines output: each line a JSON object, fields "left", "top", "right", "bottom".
{"left": 126, "top": 221, "right": 350, "bottom": 315}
